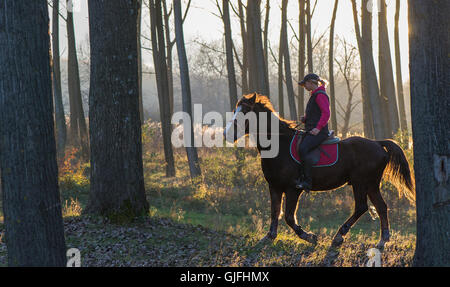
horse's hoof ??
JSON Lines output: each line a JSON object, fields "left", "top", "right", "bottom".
{"left": 310, "top": 234, "right": 318, "bottom": 245}
{"left": 376, "top": 240, "right": 387, "bottom": 251}
{"left": 261, "top": 233, "right": 277, "bottom": 242}
{"left": 300, "top": 232, "right": 318, "bottom": 245}
{"left": 331, "top": 234, "right": 344, "bottom": 247}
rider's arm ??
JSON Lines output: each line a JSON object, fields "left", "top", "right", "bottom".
{"left": 315, "top": 94, "right": 330, "bottom": 131}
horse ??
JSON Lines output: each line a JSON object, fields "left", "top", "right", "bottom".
{"left": 223, "top": 93, "right": 415, "bottom": 249}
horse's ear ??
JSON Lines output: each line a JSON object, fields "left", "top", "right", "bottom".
{"left": 249, "top": 93, "right": 257, "bottom": 103}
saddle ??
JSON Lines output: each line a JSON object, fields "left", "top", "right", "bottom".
{"left": 290, "top": 130, "right": 340, "bottom": 167}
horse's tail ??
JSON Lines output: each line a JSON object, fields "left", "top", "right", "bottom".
{"left": 378, "top": 140, "right": 415, "bottom": 203}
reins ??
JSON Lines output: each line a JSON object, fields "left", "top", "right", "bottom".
{"left": 234, "top": 101, "right": 304, "bottom": 137}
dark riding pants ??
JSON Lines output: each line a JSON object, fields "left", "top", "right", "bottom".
{"left": 298, "top": 130, "right": 328, "bottom": 165}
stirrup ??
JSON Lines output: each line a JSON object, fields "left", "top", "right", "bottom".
{"left": 295, "top": 180, "right": 311, "bottom": 192}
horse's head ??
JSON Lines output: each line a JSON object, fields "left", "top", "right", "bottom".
{"left": 223, "top": 93, "right": 259, "bottom": 143}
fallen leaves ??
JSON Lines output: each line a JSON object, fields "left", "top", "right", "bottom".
{"left": 0, "top": 215, "right": 414, "bottom": 267}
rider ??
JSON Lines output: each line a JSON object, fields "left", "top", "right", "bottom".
{"left": 295, "top": 73, "right": 331, "bottom": 191}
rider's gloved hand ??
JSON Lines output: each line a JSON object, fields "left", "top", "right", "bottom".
{"left": 309, "top": 128, "right": 320, "bottom": 136}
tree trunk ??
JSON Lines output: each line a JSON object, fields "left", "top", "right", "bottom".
{"left": 328, "top": 0, "right": 339, "bottom": 132}
{"left": 238, "top": 0, "right": 249, "bottom": 94}
{"left": 52, "top": 0, "right": 67, "bottom": 159}
{"left": 297, "top": 0, "right": 306, "bottom": 121}
{"left": 162, "top": 0, "right": 175, "bottom": 117}
{"left": 223, "top": 0, "right": 238, "bottom": 109}
{"left": 138, "top": 0, "right": 145, "bottom": 124}
{"left": 67, "top": 1, "right": 89, "bottom": 158}
{"left": 351, "top": 0, "right": 373, "bottom": 138}
{"left": 246, "top": 0, "right": 269, "bottom": 96}
{"left": 379, "top": 0, "right": 400, "bottom": 136}
{"left": 0, "top": 0, "right": 67, "bottom": 266}
{"left": 174, "top": 0, "right": 202, "bottom": 179}
{"left": 351, "top": 0, "right": 385, "bottom": 140}
{"left": 341, "top": 75, "right": 356, "bottom": 138}
{"left": 409, "top": 0, "right": 450, "bottom": 267}
{"left": 149, "top": 0, "right": 176, "bottom": 177}
{"left": 87, "top": 0, "right": 149, "bottom": 220}
{"left": 394, "top": 0, "right": 408, "bottom": 133}
{"left": 306, "top": 0, "right": 313, "bottom": 72}
{"left": 278, "top": 29, "right": 285, "bottom": 118}
{"left": 222, "top": 0, "right": 245, "bottom": 179}
{"left": 281, "top": 0, "right": 297, "bottom": 120}
{"left": 263, "top": 0, "right": 270, "bottom": 98}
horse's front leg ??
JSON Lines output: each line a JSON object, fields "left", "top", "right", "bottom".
{"left": 262, "top": 186, "right": 283, "bottom": 241}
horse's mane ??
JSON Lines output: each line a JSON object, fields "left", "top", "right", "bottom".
{"left": 242, "top": 93, "right": 299, "bottom": 132}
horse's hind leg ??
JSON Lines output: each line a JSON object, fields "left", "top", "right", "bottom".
{"left": 262, "top": 186, "right": 283, "bottom": 241}
{"left": 332, "top": 183, "right": 368, "bottom": 247}
{"left": 367, "top": 184, "right": 390, "bottom": 250}
{"left": 284, "top": 189, "right": 317, "bottom": 245}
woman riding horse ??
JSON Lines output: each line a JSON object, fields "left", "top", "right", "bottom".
{"left": 224, "top": 92, "right": 415, "bottom": 249}
{"left": 296, "top": 73, "right": 331, "bottom": 191}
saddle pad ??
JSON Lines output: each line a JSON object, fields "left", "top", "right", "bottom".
{"left": 290, "top": 132, "right": 339, "bottom": 167}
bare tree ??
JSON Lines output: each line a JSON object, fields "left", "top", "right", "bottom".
{"left": 174, "top": 0, "right": 202, "bottom": 178}
{"left": 335, "top": 39, "right": 361, "bottom": 138}
{"left": 379, "top": 0, "right": 400, "bottom": 136}
{"left": 263, "top": 0, "right": 271, "bottom": 98}
{"left": 328, "top": 0, "right": 339, "bottom": 132}
{"left": 409, "top": 0, "right": 450, "bottom": 267}
{"left": 306, "top": 0, "right": 313, "bottom": 72}
{"left": 138, "top": 0, "right": 145, "bottom": 124}
{"left": 394, "top": 0, "right": 408, "bottom": 134}
{"left": 161, "top": 0, "right": 192, "bottom": 116}
{"left": 351, "top": 0, "right": 385, "bottom": 139}
{"left": 278, "top": 23, "right": 285, "bottom": 118}
{"left": 280, "top": 0, "right": 297, "bottom": 120}
{"left": 149, "top": 0, "right": 176, "bottom": 177}
{"left": 246, "top": 0, "right": 269, "bottom": 96}
{"left": 0, "top": 0, "right": 67, "bottom": 266}
{"left": 217, "top": 0, "right": 238, "bottom": 109}
{"left": 236, "top": 0, "right": 249, "bottom": 94}
{"left": 297, "top": 0, "right": 306, "bottom": 121}
{"left": 218, "top": 0, "right": 245, "bottom": 180}
{"left": 52, "top": 0, "right": 67, "bottom": 158}
{"left": 67, "top": 0, "right": 88, "bottom": 158}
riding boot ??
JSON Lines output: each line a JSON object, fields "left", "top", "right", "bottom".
{"left": 295, "top": 160, "right": 313, "bottom": 191}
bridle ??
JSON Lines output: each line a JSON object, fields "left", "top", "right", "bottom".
{"left": 228, "top": 101, "right": 302, "bottom": 137}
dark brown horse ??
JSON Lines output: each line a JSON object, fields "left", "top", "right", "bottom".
{"left": 224, "top": 93, "right": 415, "bottom": 249}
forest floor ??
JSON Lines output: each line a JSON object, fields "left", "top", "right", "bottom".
{"left": 0, "top": 212, "right": 416, "bottom": 267}
{"left": 0, "top": 127, "right": 417, "bottom": 267}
